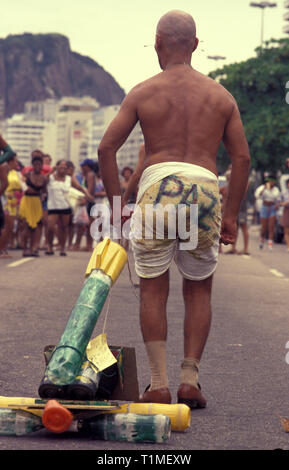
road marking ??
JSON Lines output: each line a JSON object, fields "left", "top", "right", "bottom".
{"left": 7, "top": 258, "right": 35, "bottom": 268}
{"left": 270, "top": 268, "right": 285, "bottom": 278}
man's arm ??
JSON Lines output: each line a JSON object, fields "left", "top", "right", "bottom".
{"left": 221, "top": 102, "right": 251, "bottom": 244}
{"left": 85, "top": 171, "right": 95, "bottom": 197}
{"left": 71, "top": 175, "right": 94, "bottom": 201}
{"left": 98, "top": 92, "right": 139, "bottom": 209}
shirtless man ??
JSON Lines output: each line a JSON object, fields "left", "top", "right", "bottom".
{"left": 98, "top": 10, "right": 250, "bottom": 408}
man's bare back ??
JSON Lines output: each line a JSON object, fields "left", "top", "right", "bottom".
{"left": 132, "top": 65, "right": 237, "bottom": 176}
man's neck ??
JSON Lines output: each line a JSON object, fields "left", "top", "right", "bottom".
{"left": 164, "top": 62, "right": 192, "bottom": 71}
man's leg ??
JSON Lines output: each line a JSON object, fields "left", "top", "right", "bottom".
{"left": 268, "top": 215, "right": 276, "bottom": 250}
{"left": 182, "top": 275, "right": 213, "bottom": 360}
{"left": 240, "top": 222, "right": 249, "bottom": 254}
{"left": 138, "top": 270, "right": 171, "bottom": 403}
{"left": 58, "top": 214, "right": 70, "bottom": 254}
{"left": 259, "top": 217, "right": 267, "bottom": 248}
{"left": 177, "top": 274, "right": 213, "bottom": 409}
{"left": 47, "top": 214, "right": 58, "bottom": 253}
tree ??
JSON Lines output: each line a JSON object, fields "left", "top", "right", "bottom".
{"left": 210, "top": 38, "right": 289, "bottom": 175}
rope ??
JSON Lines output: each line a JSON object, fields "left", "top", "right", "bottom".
{"left": 101, "top": 256, "right": 139, "bottom": 335}
{"left": 52, "top": 344, "right": 84, "bottom": 359}
{"left": 127, "top": 254, "right": 140, "bottom": 300}
{"left": 102, "top": 290, "right": 112, "bottom": 334}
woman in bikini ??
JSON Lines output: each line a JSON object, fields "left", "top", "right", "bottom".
{"left": 19, "top": 155, "right": 47, "bottom": 256}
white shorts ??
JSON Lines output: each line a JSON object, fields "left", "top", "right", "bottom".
{"left": 130, "top": 163, "right": 221, "bottom": 281}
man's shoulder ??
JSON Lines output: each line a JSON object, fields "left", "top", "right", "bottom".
{"left": 129, "top": 73, "right": 163, "bottom": 95}
{"left": 125, "top": 69, "right": 236, "bottom": 112}
{"left": 198, "top": 72, "right": 237, "bottom": 110}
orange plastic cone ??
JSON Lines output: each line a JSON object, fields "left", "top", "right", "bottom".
{"left": 42, "top": 399, "right": 73, "bottom": 433}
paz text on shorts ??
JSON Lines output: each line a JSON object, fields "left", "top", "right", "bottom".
{"left": 90, "top": 196, "right": 198, "bottom": 250}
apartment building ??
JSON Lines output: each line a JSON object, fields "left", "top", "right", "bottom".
{"left": 88, "top": 105, "right": 144, "bottom": 171}
{"left": 55, "top": 96, "right": 99, "bottom": 167}
{"left": 3, "top": 96, "right": 143, "bottom": 170}
{"left": 4, "top": 114, "right": 57, "bottom": 166}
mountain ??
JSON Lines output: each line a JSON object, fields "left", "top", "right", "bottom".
{"left": 0, "top": 33, "right": 126, "bottom": 117}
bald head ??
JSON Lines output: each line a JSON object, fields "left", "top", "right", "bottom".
{"left": 156, "top": 10, "right": 197, "bottom": 51}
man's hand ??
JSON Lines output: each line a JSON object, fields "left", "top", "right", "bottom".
{"left": 220, "top": 217, "right": 237, "bottom": 245}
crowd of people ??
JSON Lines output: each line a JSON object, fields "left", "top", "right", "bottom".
{"left": 1, "top": 134, "right": 289, "bottom": 261}
{"left": 219, "top": 158, "right": 289, "bottom": 254}
{"left": 0, "top": 143, "right": 137, "bottom": 259}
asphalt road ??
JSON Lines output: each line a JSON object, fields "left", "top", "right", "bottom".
{"left": 0, "top": 225, "right": 289, "bottom": 455}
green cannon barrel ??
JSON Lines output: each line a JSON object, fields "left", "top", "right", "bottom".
{"left": 39, "top": 269, "right": 111, "bottom": 398}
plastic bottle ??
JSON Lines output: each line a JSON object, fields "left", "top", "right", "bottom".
{"left": 106, "top": 402, "right": 191, "bottom": 432}
{"left": 75, "top": 413, "right": 171, "bottom": 443}
{"left": 0, "top": 408, "right": 43, "bottom": 436}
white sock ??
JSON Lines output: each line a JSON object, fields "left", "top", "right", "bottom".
{"left": 144, "top": 341, "right": 169, "bottom": 390}
{"left": 180, "top": 357, "right": 200, "bottom": 388}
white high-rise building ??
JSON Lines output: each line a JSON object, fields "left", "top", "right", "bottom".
{"left": 56, "top": 96, "right": 99, "bottom": 167}
{"left": 88, "top": 105, "right": 144, "bottom": 171}
{"left": 24, "top": 99, "right": 59, "bottom": 122}
{"left": 3, "top": 97, "right": 144, "bottom": 171}
{"left": 4, "top": 114, "right": 57, "bottom": 166}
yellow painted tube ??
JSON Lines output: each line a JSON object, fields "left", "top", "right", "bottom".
{"left": 0, "top": 397, "right": 45, "bottom": 418}
{"left": 85, "top": 237, "right": 127, "bottom": 283}
{"left": 105, "top": 403, "right": 191, "bottom": 432}
{"left": 0, "top": 396, "right": 117, "bottom": 415}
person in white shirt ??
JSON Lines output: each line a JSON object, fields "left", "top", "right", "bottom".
{"left": 257, "top": 175, "right": 280, "bottom": 250}
{"left": 46, "top": 160, "right": 92, "bottom": 256}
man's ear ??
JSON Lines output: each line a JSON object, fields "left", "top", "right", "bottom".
{"left": 155, "top": 33, "right": 162, "bottom": 50}
{"left": 192, "top": 37, "right": 199, "bottom": 53}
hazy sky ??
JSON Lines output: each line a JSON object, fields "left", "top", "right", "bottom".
{"left": 1, "top": 0, "right": 287, "bottom": 93}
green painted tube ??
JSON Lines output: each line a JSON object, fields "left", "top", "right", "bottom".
{"left": 39, "top": 270, "right": 111, "bottom": 398}
{"left": 0, "top": 409, "right": 43, "bottom": 436}
{"left": 76, "top": 413, "right": 171, "bottom": 443}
